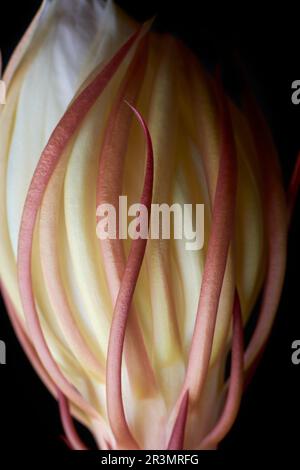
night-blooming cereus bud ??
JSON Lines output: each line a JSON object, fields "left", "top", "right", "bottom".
{"left": 0, "top": 0, "right": 287, "bottom": 450}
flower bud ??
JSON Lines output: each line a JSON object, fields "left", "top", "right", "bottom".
{"left": 0, "top": 0, "right": 287, "bottom": 450}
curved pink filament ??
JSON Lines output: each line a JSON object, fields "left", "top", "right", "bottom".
{"left": 39, "top": 160, "right": 105, "bottom": 380}
{"left": 242, "top": 92, "right": 287, "bottom": 374}
{"left": 182, "top": 72, "right": 237, "bottom": 401}
{"left": 167, "top": 390, "right": 189, "bottom": 450}
{"left": 199, "top": 291, "right": 244, "bottom": 449}
{"left": 17, "top": 27, "right": 144, "bottom": 421}
{"left": 2, "top": 285, "right": 89, "bottom": 448}
{"left": 58, "top": 390, "right": 88, "bottom": 451}
{"left": 106, "top": 104, "right": 154, "bottom": 450}
{"left": 0, "top": 283, "right": 57, "bottom": 399}
{"left": 1, "top": 283, "right": 98, "bottom": 441}
{"left": 96, "top": 39, "right": 156, "bottom": 395}
{"left": 97, "top": 42, "right": 148, "bottom": 301}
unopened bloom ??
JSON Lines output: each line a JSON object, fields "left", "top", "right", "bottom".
{"left": 0, "top": 0, "right": 287, "bottom": 449}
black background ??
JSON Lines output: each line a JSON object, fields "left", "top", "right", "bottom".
{"left": 0, "top": 0, "right": 299, "bottom": 455}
